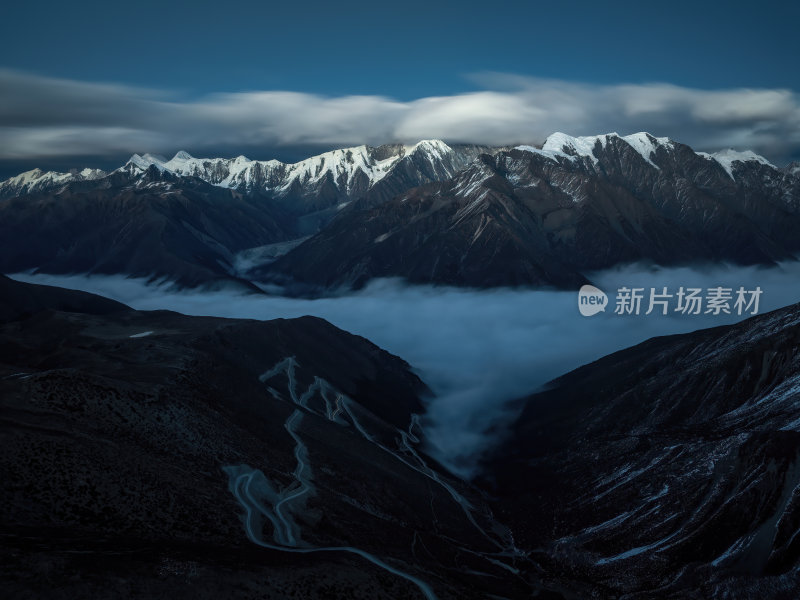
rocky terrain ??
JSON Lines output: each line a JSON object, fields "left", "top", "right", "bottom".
{"left": 483, "top": 301, "right": 800, "bottom": 598}
{"left": 0, "top": 275, "right": 550, "bottom": 599}
{"left": 3, "top": 275, "right": 800, "bottom": 598}
{"left": 0, "top": 167, "right": 291, "bottom": 289}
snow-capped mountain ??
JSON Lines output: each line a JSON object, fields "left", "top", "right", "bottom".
{"left": 124, "top": 140, "right": 448, "bottom": 190}
{"left": 517, "top": 131, "right": 781, "bottom": 179}
{"left": 2, "top": 133, "right": 798, "bottom": 291}
{"left": 0, "top": 140, "right": 494, "bottom": 288}
{"left": 267, "top": 132, "right": 800, "bottom": 291}
{"left": 0, "top": 166, "right": 289, "bottom": 289}
{"left": 115, "top": 140, "right": 490, "bottom": 216}
{"left": 0, "top": 140, "right": 491, "bottom": 220}
{"left": 697, "top": 148, "right": 776, "bottom": 178}
{"left": 517, "top": 131, "right": 676, "bottom": 168}
{"left": 0, "top": 167, "right": 106, "bottom": 199}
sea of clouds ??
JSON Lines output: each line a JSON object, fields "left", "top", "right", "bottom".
{"left": 11, "top": 260, "right": 800, "bottom": 477}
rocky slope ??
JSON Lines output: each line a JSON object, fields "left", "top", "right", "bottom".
{"left": 0, "top": 275, "right": 549, "bottom": 599}
{"left": 0, "top": 166, "right": 291, "bottom": 289}
{"left": 483, "top": 301, "right": 800, "bottom": 598}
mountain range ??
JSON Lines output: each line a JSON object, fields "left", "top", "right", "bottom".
{"left": 1, "top": 133, "right": 798, "bottom": 291}
{"left": 267, "top": 133, "right": 800, "bottom": 291}
{"left": 3, "top": 274, "right": 800, "bottom": 598}
{"left": 0, "top": 141, "right": 489, "bottom": 288}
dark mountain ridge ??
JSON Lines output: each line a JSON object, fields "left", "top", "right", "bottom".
{"left": 0, "top": 275, "right": 549, "bottom": 599}
{"left": 483, "top": 300, "right": 800, "bottom": 598}
{"left": 3, "top": 276, "right": 800, "bottom": 597}
{"left": 0, "top": 142, "right": 492, "bottom": 289}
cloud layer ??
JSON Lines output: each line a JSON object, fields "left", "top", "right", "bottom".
{"left": 9, "top": 262, "right": 800, "bottom": 477}
{"left": 2, "top": 69, "right": 799, "bottom": 164}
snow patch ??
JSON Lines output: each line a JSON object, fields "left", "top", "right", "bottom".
{"left": 698, "top": 149, "right": 776, "bottom": 179}
{"left": 622, "top": 132, "right": 672, "bottom": 169}
{"left": 0, "top": 166, "right": 107, "bottom": 196}
{"left": 135, "top": 141, "right": 456, "bottom": 196}
{"left": 516, "top": 131, "right": 671, "bottom": 171}
{"left": 542, "top": 132, "right": 619, "bottom": 164}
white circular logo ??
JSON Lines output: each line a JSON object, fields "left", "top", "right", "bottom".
{"left": 578, "top": 285, "right": 608, "bottom": 316}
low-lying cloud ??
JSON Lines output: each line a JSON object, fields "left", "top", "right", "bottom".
{"left": 10, "top": 262, "right": 800, "bottom": 477}
{"left": 1, "top": 69, "right": 799, "bottom": 165}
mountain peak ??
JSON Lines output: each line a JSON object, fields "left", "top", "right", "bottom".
{"left": 0, "top": 165, "right": 107, "bottom": 199}
{"left": 624, "top": 131, "right": 672, "bottom": 146}
{"left": 517, "top": 131, "right": 779, "bottom": 178}
{"left": 540, "top": 132, "right": 621, "bottom": 164}
{"left": 125, "top": 153, "right": 168, "bottom": 172}
{"left": 411, "top": 139, "right": 451, "bottom": 151}
{"left": 697, "top": 148, "right": 775, "bottom": 179}
{"left": 15, "top": 168, "right": 45, "bottom": 182}
{"left": 172, "top": 150, "right": 194, "bottom": 161}
{"left": 126, "top": 153, "right": 147, "bottom": 168}
{"left": 622, "top": 132, "right": 673, "bottom": 168}
{"left": 517, "top": 131, "right": 674, "bottom": 169}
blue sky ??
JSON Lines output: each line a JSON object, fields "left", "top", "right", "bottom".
{"left": 0, "top": 0, "right": 798, "bottom": 173}
{"left": 3, "top": 0, "right": 798, "bottom": 97}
